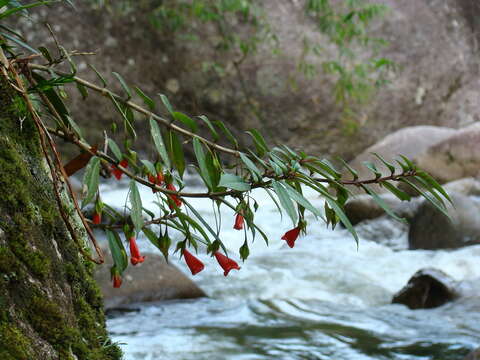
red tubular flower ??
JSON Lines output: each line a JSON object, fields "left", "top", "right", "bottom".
{"left": 111, "top": 159, "right": 129, "bottom": 180}
{"left": 112, "top": 273, "right": 122, "bottom": 288}
{"left": 129, "top": 236, "right": 146, "bottom": 265}
{"left": 92, "top": 212, "right": 102, "bottom": 225}
{"left": 281, "top": 227, "right": 301, "bottom": 248}
{"left": 167, "top": 183, "right": 182, "bottom": 208}
{"left": 233, "top": 213, "right": 244, "bottom": 230}
{"left": 214, "top": 251, "right": 241, "bottom": 276}
{"left": 183, "top": 249, "right": 205, "bottom": 275}
{"left": 148, "top": 174, "right": 159, "bottom": 193}
{"left": 156, "top": 172, "right": 165, "bottom": 185}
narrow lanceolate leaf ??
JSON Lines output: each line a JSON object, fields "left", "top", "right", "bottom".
{"left": 65, "top": 115, "right": 83, "bottom": 139}
{"left": 214, "top": 120, "right": 239, "bottom": 148}
{"left": 239, "top": 152, "right": 262, "bottom": 182}
{"left": 134, "top": 86, "right": 155, "bottom": 111}
{"left": 82, "top": 156, "right": 101, "bottom": 207}
{"left": 198, "top": 115, "right": 219, "bottom": 141}
{"left": 399, "top": 178, "right": 450, "bottom": 218}
{"left": 372, "top": 153, "right": 396, "bottom": 175}
{"left": 0, "top": 1, "right": 55, "bottom": 20}
{"left": 168, "top": 131, "right": 185, "bottom": 177}
{"left": 141, "top": 159, "right": 156, "bottom": 175}
{"left": 415, "top": 170, "right": 452, "bottom": 205}
{"left": 246, "top": 129, "right": 268, "bottom": 157}
{"left": 108, "top": 138, "right": 123, "bottom": 161}
{"left": 129, "top": 180, "right": 144, "bottom": 234}
{"left": 89, "top": 64, "right": 107, "bottom": 87}
{"left": 337, "top": 157, "right": 358, "bottom": 181}
{"left": 173, "top": 112, "right": 198, "bottom": 133}
{"left": 106, "top": 230, "right": 128, "bottom": 272}
{"left": 149, "top": 117, "right": 171, "bottom": 169}
{"left": 1, "top": 31, "right": 38, "bottom": 53}
{"left": 361, "top": 185, "right": 406, "bottom": 223}
{"left": 108, "top": 93, "right": 136, "bottom": 138}
{"left": 325, "top": 197, "right": 359, "bottom": 247}
{"left": 192, "top": 138, "right": 213, "bottom": 190}
{"left": 31, "top": 72, "right": 69, "bottom": 125}
{"left": 76, "top": 82, "right": 88, "bottom": 100}
{"left": 112, "top": 72, "right": 132, "bottom": 99}
{"left": 381, "top": 181, "right": 411, "bottom": 201}
{"left": 159, "top": 93, "right": 174, "bottom": 115}
{"left": 281, "top": 181, "right": 325, "bottom": 221}
{"left": 183, "top": 200, "right": 221, "bottom": 243}
{"left": 272, "top": 180, "right": 298, "bottom": 226}
{"left": 362, "top": 161, "right": 382, "bottom": 179}
{"left": 218, "top": 173, "right": 251, "bottom": 191}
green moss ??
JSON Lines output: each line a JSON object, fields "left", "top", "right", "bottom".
{"left": 0, "top": 324, "right": 34, "bottom": 360}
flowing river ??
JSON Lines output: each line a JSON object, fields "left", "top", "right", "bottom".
{"left": 102, "top": 180, "right": 480, "bottom": 360}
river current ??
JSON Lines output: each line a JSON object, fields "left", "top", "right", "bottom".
{"left": 103, "top": 180, "right": 480, "bottom": 360}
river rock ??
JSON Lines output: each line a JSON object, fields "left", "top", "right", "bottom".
{"left": 408, "top": 192, "right": 480, "bottom": 250}
{"left": 344, "top": 126, "right": 456, "bottom": 194}
{"left": 465, "top": 348, "right": 480, "bottom": 360}
{"left": 95, "top": 252, "right": 206, "bottom": 309}
{"left": 392, "top": 268, "right": 459, "bottom": 309}
{"left": 443, "top": 177, "right": 480, "bottom": 197}
{"left": 414, "top": 123, "right": 480, "bottom": 184}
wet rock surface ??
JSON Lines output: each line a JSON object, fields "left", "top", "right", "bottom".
{"left": 392, "top": 268, "right": 459, "bottom": 309}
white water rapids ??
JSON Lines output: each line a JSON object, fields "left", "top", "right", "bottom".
{"left": 102, "top": 179, "right": 480, "bottom": 360}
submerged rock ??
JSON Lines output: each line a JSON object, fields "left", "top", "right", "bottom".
{"left": 95, "top": 252, "right": 206, "bottom": 309}
{"left": 408, "top": 192, "right": 480, "bottom": 250}
{"left": 392, "top": 268, "right": 459, "bottom": 309}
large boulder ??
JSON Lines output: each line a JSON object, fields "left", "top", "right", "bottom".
{"left": 408, "top": 192, "right": 480, "bottom": 250}
{"left": 344, "top": 126, "right": 456, "bottom": 194}
{"left": 443, "top": 177, "right": 480, "bottom": 197}
{"left": 414, "top": 123, "right": 480, "bottom": 184}
{"left": 392, "top": 268, "right": 459, "bottom": 309}
{"left": 95, "top": 252, "right": 206, "bottom": 309}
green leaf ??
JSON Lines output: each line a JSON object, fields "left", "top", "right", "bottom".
{"left": 141, "top": 159, "right": 156, "bottom": 175}
{"left": 64, "top": 115, "right": 83, "bottom": 139}
{"left": 416, "top": 170, "right": 452, "bottom": 205}
{"left": 108, "top": 92, "right": 136, "bottom": 138}
{"left": 361, "top": 185, "right": 406, "bottom": 223}
{"left": 362, "top": 161, "right": 381, "bottom": 179}
{"left": 107, "top": 138, "right": 123, "bottom": 161}
{"left": 192, "top": 138, "right": 213, "bottom": 190}
{"left": 31, "top": 72, "right": 70, "bottom": 125}
{"left": 325, "top": 197, "right": 359, "bottom": 247}
{"left": 129, "top": 180, "right": 144, "bottom": 234}
{"left": 218, "top": 173, "right": 251, "bottom": 191}
{"left": 106, "top": 229, "right": 128, "bottom": 272}
{"left": 272, "top": 180, "right": 298, "bottom": 226}
{"left": 246, "top": 129, "right": 268, "bottom": 157}
{"left": 183, "top": 200, "right": 221, "bottom": 243}
{"left": 76, "top": 82, "right": 88, "bottom": 100}
{"left": 0, "top": 31, "right": 38, "bottom": 53}
{"left": 399, "top": 178, "right": 450, "bottom": 218}
{"left": 0, "top": 1, "right": 54, "bottom": 20}
{"left": 159, "top": 93, "right": 174, "bottom": 115}
{"left": 239, "top": 152, "right": 261, "bottom": 182}
{"left": 281, "top": 181, "right": 325, "bottom": 221}
{"left": 198, "top": 115, "right": 219, "bottom": 141}
{"left": 88, "top": 64, "right": 107, "bottom": 87}
{"left": 134, "top": 86, "right": 155, "bottom": 111}
{"left": 214, "top": 120, "right": 238, "bottom": 148}
{"left": 168, "top": 131, "right": 185, "bottom": 177}
{"left": 372, "top": 153, "right": 396, "bottom": 175}
{"left": 337, "top": 157, "right": 358, "bottom": 181}
{"left": 112, "top": 71, "right": 132, "bottom": 99}
{"left": 381, "top": 181, "right": 411, "bottom": 201}
{"left": 173, "top": 111, "right": 198, "bottom": 133}
{"left": 149, "top": 117, "right": 171, "bottom": 169}
{"left": 82, "top": 156, "right": 101, "bottom": 207}
{"left": 38, "top": 46, "right": 53, "bottom": 63}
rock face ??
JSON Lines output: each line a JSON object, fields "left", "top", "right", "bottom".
{"left": 392, "top": 268, "right": 459, "bottom": 309}
{"left": 95, "top": 253, "right": 206, "bottom": 309}
{"left": 414, "top": 123, "right": 480, "bottom": 184}
{"left": 408, "top": 192, "right": 480, "bottom": 250}
{"left": 12, "top": 0, "right": 480, "bottom": 160}
{"left": 345, "top": 126, "right": 456, "bottom": 193}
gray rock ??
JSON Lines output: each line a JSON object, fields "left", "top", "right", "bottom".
{"left": 392, "top": 268, "right": 459, "bottom": 309}
{"left": 95, "top": 252, "right": 206, "bottom": 309}
{"left": 443, "top": 177, "right": 480, "bottom": 197}
{"left": 409, "top": 192, "right": 480, "bottom": 250}
{"left": 414, "top": 123, "right": 480, "bottom": 184}
{"left": 345, "top": 126, "right": 456, "bottom": 194}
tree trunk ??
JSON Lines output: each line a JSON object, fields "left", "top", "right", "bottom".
{"left": 0, "top": 73, "right": 121, "bottom": 358}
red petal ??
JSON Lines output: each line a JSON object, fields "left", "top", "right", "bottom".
{"left": 113, "top": 274, "right": 122, "bottom": 288}
{"left": 281, "top": 227, "right": 301, "bottom": 248}
{"left": 183, "top": 249, "right": 205, "bottom": 275}
{"left": 129, "top": 237, "right": 145, "bottom": 265}
{"left": 214, "top": 252, "right": 240, "bottom": 276}
{"left": 92, "top": 213, "right": 101, "bottom": 225}
{"left": 233, "top": 214, "right": 244, "bottom": 230}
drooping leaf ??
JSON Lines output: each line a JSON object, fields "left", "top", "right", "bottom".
{"left": 82, "top": 156, "right": 101, "bottom": 207}
{"left": 167, "top": 131, "right": 185, "bottom": 177}
{"left": 281, "top": 181, "right": 325, "bottom": 220}
{"left": 272, "top": 180, "right": 298, "bottom": 226}
{"left": 239, "top": 152, "right": 261, "bottom": 182}
{"left": 129, "top": 180, "right": 144, "bottom": 234}
{"left": 325, "top": 197, "right": 359, "bottom": 247}
{"left": 149, "top": 117, "right": 171, "bottom": 169}
{"left": 141, "top": 159, "right": 156, "bottom": 175}
{"left": 246, "top": 129, "right": 268, "bottom": 157}
{"left": 381, "top": 181, "right": 411, "bottom": 201}
{"left": 108, "top": 138, "right": 123, "bottom": 161}
{"left": 159, "top": 93, "right": 174, "bottom": 115}
{"left": 361, "top": 185, "right": 406, "bottom": 223}
{"left": 106, "top": 229, "right": 128, "bottom": 272}
{"left": 65, "top": 115, "right": 83, "bottom": 139}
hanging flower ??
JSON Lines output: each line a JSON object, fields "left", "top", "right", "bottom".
{"left": 148, "top": 174, "right": 159, "bottom": 193}
{"left": 183, "top": 249, "right": 205, "bottom": 275}
{"left": 156, "top": 172, "right": 165, "bottom": 185}
{"left": 129, "top": 236, "right": 146, "bottom": 265}
{"left": 167, "top": 183, "right": 182, "bottom": 208}
{"left": 92, "top": 212, "right": 102, "bottom": 225}
{"left": 111, "top": 159, "right": 129, "bottom": 180}
{"left": 214, "top": 251, "right": 241, "bottom": 276}
{"left": 112, "top": 274, "right": 122, "bottom": 288}
{"left": 233, "top": 213, "right": 244, "bottom": 230}
{"left": 281, "top": 227, "right": 301, "bottom": 248}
